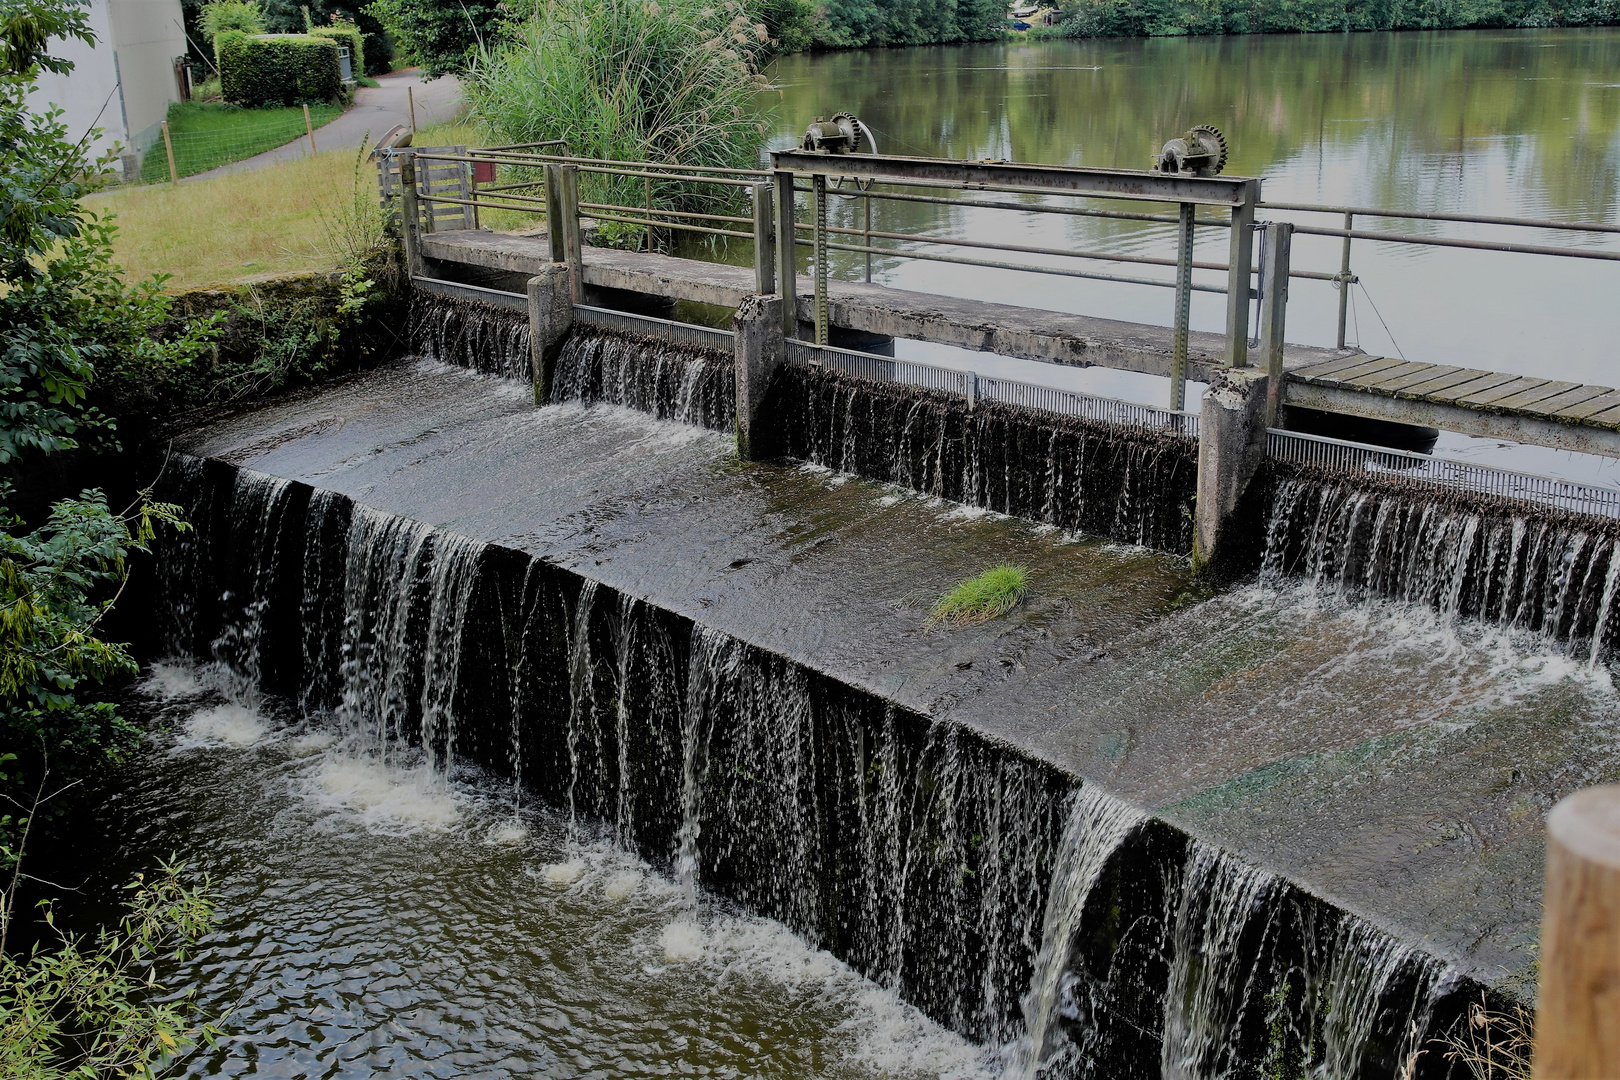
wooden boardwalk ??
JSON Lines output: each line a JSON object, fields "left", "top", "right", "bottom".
{"left": 1284, "top": 356, "right": 1620, "bottom": 457}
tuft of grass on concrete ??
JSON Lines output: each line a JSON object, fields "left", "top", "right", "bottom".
{"left": 927, "top": 565, "right": 1030, "bottom": 628}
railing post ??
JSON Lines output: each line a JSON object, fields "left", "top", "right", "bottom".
{"left": 1336, "top": 211, "right": 1353, "bottom": 350}
{"left": 863, "top": 195, "right": 872, "bottom": 284}
{"left": 1169, "top": 201, "right": 1195, "bottom": 411}
{"left": 398, "top": 150, "right": 424, "bottom": 279}
{"left": 559, "top": 163, "right": 584, "bottom": 305}
{"left": 1223, "top": 179, "right": 1261, "bottom": 368}
{"left": 812, "top": 172, "right": 830, "bottom": 346}
{"left": 1533, "top": 785, "right": 1620, "bottom": 1079}
{"left": 544, "top": 164, "right": 566, "bottom": 264}
{"left": 1258, "top": 221, "right": 1293, "bottom": 428}
{"left": 752, "top": 182, "right": 775, "bottom": 296}
{"left": 774, "top": 169, "right": 797, "bottom": 340}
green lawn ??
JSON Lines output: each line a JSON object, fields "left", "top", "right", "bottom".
{"left": 140, "top": 101, "right": 346, "bottom": 183}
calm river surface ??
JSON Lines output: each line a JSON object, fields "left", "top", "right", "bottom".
{"left": 767, "top": 31, "right": 1620, "bottom": 475}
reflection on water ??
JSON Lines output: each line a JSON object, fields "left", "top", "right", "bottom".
{"left": 94, "top": 662, "right": 996, "bottom": 1080}
{"left": 766, "top": 30, "right": 1620, "bottom": 382}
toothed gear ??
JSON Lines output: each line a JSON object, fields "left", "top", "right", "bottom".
{"left": 1190, "top": 125, "right": 1228, "bottom": 174}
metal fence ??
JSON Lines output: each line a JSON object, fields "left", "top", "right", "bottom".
{"left": 1267, "top": 428, "right": 1620, "bottom": 519}
{"left": 784, "top": 339, "right": 1200, "bottom": 437}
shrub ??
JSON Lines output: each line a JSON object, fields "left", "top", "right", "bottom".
{"left": 216, "top": 30, "right": 341, "bottom": 105}
{"left": 200, "top": 0, "right": 266, "bottom": 41}
{"left": 467, "top": 0, "right": 770, "bottom": 244}
{"left": 368, "top": 0, "right": 504, "bottom": 75}
{"left": 311, "top": 20, "right": 364, "bottom": 75}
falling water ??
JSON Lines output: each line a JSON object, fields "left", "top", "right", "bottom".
{"left": 770, "top": 365, "right": 1197, "bottom": 551}
{"left": 1013, "top": 787, "right": 1147, "bottom": 1078}
{"left": 410, "top": 289, "right": 532, "bottom": 379}
{"left": 152, "top": 459, "right": 1477, "bottom": 1075}
{"left": 552, "top": 325, "right": 736, "bottom": 432}
{"left": 1263, "top": 467, "right": 1620, "bottom": 659}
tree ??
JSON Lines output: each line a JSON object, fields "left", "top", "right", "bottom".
{"left": 366, "top": 0, "right": 503, "bottom": 75}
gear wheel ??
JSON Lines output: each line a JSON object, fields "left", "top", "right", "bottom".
{"left": 1189, "top": 124, "right": 1228, "bottom": 175}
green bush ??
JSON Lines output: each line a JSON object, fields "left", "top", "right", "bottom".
{"left": 368, "top": 0, "right": 504, "bottom": 75}
{"left": 1056, "top": 0, "right": 1620, "bottom": 35}
{"left": 200, "top": 0, "right": 266, "bottom": 41}
{"left": 311, "top": 21, "right": 364, "bottom": 76}
{"left": 216, "top": 30, "right": 341, "bottom": 106}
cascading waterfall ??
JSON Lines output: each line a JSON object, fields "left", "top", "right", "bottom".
{"left": 552, "top": 326, "right": 736, "bottom": 432}
{"left": 152, "top": 458, "right": 1478, "bottom": 1077}
{"left": 410, "top": 289, "right": 532, "bottom": 379}
{"left": 1013, "top": 787, "right": 1147, "bottom": 1078}
{"left": 770, "top": 365, "right": 1197, "bottom": 552}
{"left": 1263, "top": 465, "right": 1620, "bottom": 659}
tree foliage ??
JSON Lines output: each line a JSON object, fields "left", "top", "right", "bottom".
{"left": 1055, "top": 0, "right": 1618, "bottom": 35}
{"left": 365, "top": 0, "right": 503, "bottom": 75}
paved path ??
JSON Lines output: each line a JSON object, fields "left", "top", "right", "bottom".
{"left": 188, "top": 69, "right": 463, "bottom": 181}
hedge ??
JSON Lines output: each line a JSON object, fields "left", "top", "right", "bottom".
{"left": 217, "top": 31, "right": 342, "bottom": 106}
{"left": 311, "top": 24, "right": 365, "bottom": 77}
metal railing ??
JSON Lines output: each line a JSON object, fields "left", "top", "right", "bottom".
{"left": 573, "top": 304, "right": 736, "bottom": 352}
{"left": 785, "top": 339, "right": 1200, "bottom": 437}
{"left": 1267, "top": 428, "right": 1620, "bottom": 519}
{"left": 385, "top": 143, "right": 1619, "bottom": 421}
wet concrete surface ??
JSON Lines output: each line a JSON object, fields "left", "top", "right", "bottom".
{"left": 180, "top": 358, "right": 1620, "bottom": 996}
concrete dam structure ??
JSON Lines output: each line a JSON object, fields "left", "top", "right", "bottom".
{"left": 151, "top": 144, "right": 1620, "bottom": 1076}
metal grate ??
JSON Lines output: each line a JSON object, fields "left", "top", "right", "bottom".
{"left": 573, "top": 305, "right": 735, "bottom": 353}
{"left": 412, "top": 276, "right": 529, "bottom": 313}
{"left": 1267, "top": 428, "right": 1620, "bottom": 519}
{"left": 785, "top": 339, "right": 1198, "bottom": 437}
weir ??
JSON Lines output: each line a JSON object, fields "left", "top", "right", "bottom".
{"left": 151, "top": 325, "right": 1620, "bottom": 1075}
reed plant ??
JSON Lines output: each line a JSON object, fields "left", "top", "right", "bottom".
{"left": 465, "top": 0, "right": 772, "bottom": 247}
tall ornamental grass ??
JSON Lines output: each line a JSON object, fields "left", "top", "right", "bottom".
{"left": 466, "top": 0, "right": 773, "bottom": 244}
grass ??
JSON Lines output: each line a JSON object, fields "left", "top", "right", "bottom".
{"left": 139, "top": 100, "right": 346, "bottom": 183}
{"left": 1439, "top": 997, "right": 1532, "bottom": 1080}
{"left": 927, "top": 565, "right": 1030, "bottom": 628}
{"left": 96, "top": 120, "right": 476, "bottom": 290}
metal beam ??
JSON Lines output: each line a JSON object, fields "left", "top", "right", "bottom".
{"left": 770, "top": 149, "right": 1258, "bottom": 206}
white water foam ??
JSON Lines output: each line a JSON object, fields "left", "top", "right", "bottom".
{"left": 143, "top": 661, "right": 206, "bottom": 700}
{"left": 182, "top": 703, "right": 269, "bottom": 747}
{"left": 306, "top": 754, "right": 460, "bottom": 832}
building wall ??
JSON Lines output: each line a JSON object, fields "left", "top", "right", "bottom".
{"left": 23, "top": 0, "right": 186, "bottom": 179}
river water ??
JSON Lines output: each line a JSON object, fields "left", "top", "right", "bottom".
{"left": 89, "top": 661, "right": 995, "bottom": 1079}
{"left": 767, "top": 30, "right": 1620, "bottom": 478}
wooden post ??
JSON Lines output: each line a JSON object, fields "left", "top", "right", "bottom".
{"left": 751, "top": 182, "right": 775, "bottom": 296}
{"left": 559, "top": 164, "right": 584, "bottom": 305}
{"left": 161, "top": 120, "right": 178, "bottom": 184}
{"left": 1534, "top": 785, "right": 1620, "bottom": 1079}
{"left": 407, "top": 85, "right": 417, "bottom": 134}
{"left": 398, "top": 151, "right": 423, "bottom": 278}
{"left": 773, "top": 169, "right": 797, "bottom": 340}
{"left": 544, "top": 164, "right": 566, "bottom": 264}
{"left": 1224, "top": 178, "right": 1260, "bottom": 369}
{"left": 1257, "top": 221, "right": 1293, "bottom": 428}
{"left": 303, "top": 104, "right": 316, "bottom": 154}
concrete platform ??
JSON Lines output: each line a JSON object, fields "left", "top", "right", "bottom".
{"left": 178, "top": 358, "right": 1620, "bottom": 999}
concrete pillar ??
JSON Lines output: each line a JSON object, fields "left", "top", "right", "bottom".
{"left": 734, "top": 293, "right": 784, "bottom": 461}
{"left": 528, "top": 265, "right": 573, "bottom": 405}
{"left": 1534, "top": 785, "right": 1620, "bottom": 1079}
{"left": 1193, "top": 368, "right": 1270, "bottom": 576}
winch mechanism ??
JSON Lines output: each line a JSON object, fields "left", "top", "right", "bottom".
{"left": 801, "top": 113, "right": 877, "bottom": 155}
{"left": 1153, "top": 125, "right": 1229, "bottom": 176}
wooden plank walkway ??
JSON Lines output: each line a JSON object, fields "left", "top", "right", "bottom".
{"left": 1285, "top": 357, "right": 1620, "bottom": 457}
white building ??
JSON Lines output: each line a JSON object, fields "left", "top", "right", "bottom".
{"left": 26, "top": 0, "right": 190, "bottom": 179}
